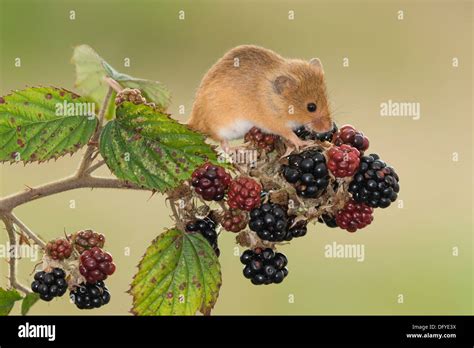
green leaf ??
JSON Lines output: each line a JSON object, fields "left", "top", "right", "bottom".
{"left": 0, "top": 288, "right": 22, "bottom": 316}
{"left": 0, "top": 87, "right": 98, "bottom": 163}
{"left": 21, "top": 293, "right": 40, "bottom": 316}
{"left": 130, "top": 229, "right": 222, "bottom": 315}
{"left": 72, "top": 44, "right": 170, "bottom": 118}
{"left": 99, "top": 102, "right": 218, "bottom": 192}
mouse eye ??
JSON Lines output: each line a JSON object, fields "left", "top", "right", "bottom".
{"left": 307, "top": 102, "right": 317, "bottom": 112}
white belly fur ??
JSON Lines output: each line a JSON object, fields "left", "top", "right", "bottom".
{"left": 218, "top": 119, "right": 255, "bottom": 140}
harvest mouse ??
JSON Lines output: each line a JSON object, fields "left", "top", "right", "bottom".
{"left": 188, "top": 45, "right": 332, "bottom": 152}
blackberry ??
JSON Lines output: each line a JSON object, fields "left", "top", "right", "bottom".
{"left": 249, "top": 203, "right": 288, "bottom": 242}
{"left": 185, "top": 216, "right": 220, "bottom": 256}
{"left": 31, "top": 268, "right": 68, "bottom": 302}
{"left": 71, "top": 229, "right": 105, "bottom": 254}
{"left": 222, "top": 209, "right": 248, "bottom": 233}
{"left": 294, "top": 123, "right": 338, "bottom": 142}
{"left": 318, "top": 214, "right": 338, "bottom": 228}
{"left": 227, "top": 177, "right": 262, "bottom": 211}
{"left": 79, "top": 247, "right": 116, "bottom": 284}
{"left": 283, "top": 218, "right": 308, "bottom": 241}
{"left": 327, "top": 144, "right": 360, "bottom": 178}
{"left": 240, "top": 248, "right": 289, "bottom": 285}
{"left": 336, "top": 199, "right": 374, "bottom": 232}
{"left": 191, "top": 163, "right": 232, "bottom": 201}
{"left": 333, "top": 124, "right": 369, "bottom": 153}
{"left": 348, "top": 153, "right": 400, "bottom": 208}
{"left": 45, "top": 238, "right": 72, "bottom": 260}
{"left": 244, "top": 127, "right": 278, "bottom": 152}
{"left": 282, "top": 149, "right": 329, "bottom": 198}
{"left": 70, "top": 281, "right": 111, "bottom": 310}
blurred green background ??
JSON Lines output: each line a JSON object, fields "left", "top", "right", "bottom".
{"left": 0, "top": 0, "right": 472, "bottom": 315}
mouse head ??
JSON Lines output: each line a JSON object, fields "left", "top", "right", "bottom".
{"left": 271, "top": 58, "right": 332, "bottom": 133}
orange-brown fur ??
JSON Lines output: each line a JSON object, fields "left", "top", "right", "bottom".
{"left": 188, "top": 45, "right": 332, "bottom": 145}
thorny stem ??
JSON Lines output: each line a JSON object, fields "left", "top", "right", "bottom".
{"left": 2, "top": 216, "right": 31, "bottom": 294}
{"left": 76, "top": 86, "right": 114, "bottom": 177}
{"left": 6, "top": 213, "right": 46, "bottom": 249}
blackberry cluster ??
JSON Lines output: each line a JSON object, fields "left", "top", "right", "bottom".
{"left": 191, "top": 163, "right": 232, "bottom": 201}
{"left": 45, "top": 238, "right": 72, "bottom": 260}
{"left": 282, "top": 150, "right": 329, "bottom": 198}
{"left": 222, "top": 209, "right": 248, "bottom": 233}
{"left": 79, "top": 247, "right": 116, "bottom": 284}
{"left": 31, "top": 268, "right": 68, "bottom": 302}
{"left": 335, "top": 199, "right": 374, "bottom": 232}
{"left": 71, "top": 229, "right": 105, "bottom": 254}
{"left": 244, "top": 127, "right": 278, "bottom": 152}
{"left": 249, "top": 203, "right": 288, "bottom": 241}
{"left": 240, "top": 248, "right": 289, "bottom": 285}
{"left": 294, "top": 123, "right": 338, "bottom": 142}
{"left": 70, "top": 281, "right": 111, "bottom": 310}
{"left": 186, "top": 217, "right": 220, "bottom": 256}
{"left": 348, "top": 154, "right": 400, "bottom": 208}
{"left": 327, "top": 144, "right": 361, "bottom": 178}
{"left": 227, "top": 177, "right": 262, "bottom": 211}
{"left": 333, "top": 124, "right": 369, "bottom": 153}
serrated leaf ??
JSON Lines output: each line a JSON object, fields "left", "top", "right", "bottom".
{"left": 72, "top": 45, "right": 170, "bottom": 118}
{"left": 99, "top": 102, "right": 218, "bottom": 191}
{"left": 130, "top": 229, "right": 222, "bottom": 315}
{"left": 0, "top": 288, "right": 22, "bottom": 316}
{"left": 21, "top": 293, "right": 39, "bottom": 316}
{"left": 0, "top": 87, "right": 98, "bottom": 163}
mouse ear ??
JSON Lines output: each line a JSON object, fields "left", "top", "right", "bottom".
{"left": 273, "top": 75, "right": 296, "bottom": 94}
{"left": 309, "top": 58, "right": 324, "bottom": 72}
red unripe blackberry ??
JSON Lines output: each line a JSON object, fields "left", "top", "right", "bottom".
{"left": 335, "top": 199, "right": 374, "bottom": 232}
{"left": 222, "top": 209, "right": 248, "bottom": 233}
{"left": 71, "top": 230, "right": 105, "bottom": 254}
{"left": 327, "top": 144, "right": 360, "bottom": 178}
{"left": 333, "top": 124, "right": 369, "bottom": 153}
{"left": 191, "top": 163, "right": 232, "bottom": 201}
{"left": 46, "top": 238, "right": 72, "bottom": 260}
{"left": 227, "top": 177, "right": 262, "bottom": 211}
{"left": 244, "top": 127, "right": 278, "bottom": 152}
{"left": 79, "top": 247, "right": 116, "bottom": 284}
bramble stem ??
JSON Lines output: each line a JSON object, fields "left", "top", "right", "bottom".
{"left": 2, "top": 216, "right": 32, "bottom": 294}
{"left": 6, "top": 213, "right": 46, "bottom": 249}
{"left": 76, "top": 86, "right": 113, "bottom": 177}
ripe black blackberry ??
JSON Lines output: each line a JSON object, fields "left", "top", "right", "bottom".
{"left": 249, "top": 203, "right": 288, "bottom": 242}
{"left": 240, "top": 248, "right": 289, "bottom": 285}
{"left": 70, "top": 281, "right": 111, "bottom": 310}
{"left": 283, "top": 218, "right": 308, "bottom": 241}
{"left": 294, "top": 123, "right": 338, "bottom": 142}
{"left": 282, "top": 149, "right": 329, "bottom": 198}
{"left": 31, "top": 268, "right": 68, "bottom": 302}
{"left": 185, "top": 216, "right": 220, "bottom": 256}
{"left": 348, "top": 153, "right": 400, "bottom": 208}
{"left": 318, "top": 214, "right": 338, "bottom": 228}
